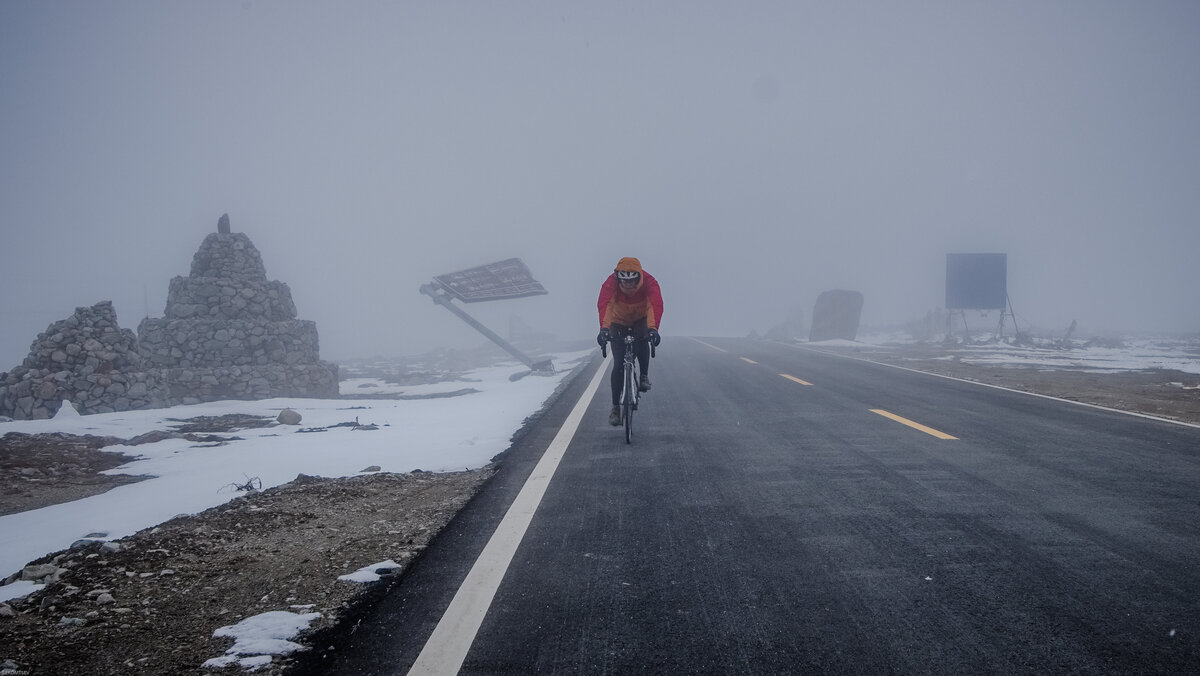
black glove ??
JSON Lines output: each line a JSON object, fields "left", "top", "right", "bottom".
{"left": 647, "top": 328, "right": 661, "bottom": 347}
{"left": 597, "top": 328, "right": 611, "bottom": 347}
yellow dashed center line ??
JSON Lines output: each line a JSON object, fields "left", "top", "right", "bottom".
{"left": 780, "top": 374, "right": 813, "bottom": 386}
{"left": 740, "top": 357, "right": 757, "bottom": 364}
{"left": 870, "top": 409, "right": 957, "bottom": 439}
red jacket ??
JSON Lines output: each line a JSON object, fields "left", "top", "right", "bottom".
{"left": 597, "top": 257, "right": 663, "bottom": 330}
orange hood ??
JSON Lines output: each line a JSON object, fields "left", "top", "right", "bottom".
{"left": 614, "top": 257, "right": 643, "bottom": 275}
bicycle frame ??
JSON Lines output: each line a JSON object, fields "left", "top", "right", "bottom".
{"left": 601, "top": 332, "right": 656, "bottom": 444}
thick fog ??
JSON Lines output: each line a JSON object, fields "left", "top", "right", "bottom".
{"left": 2, "top": 1, "right": 1197, "bottom": 365}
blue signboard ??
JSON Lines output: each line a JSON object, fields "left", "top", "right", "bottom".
{"left": 946, "top": 254, "right": 1007, "bottom": 310}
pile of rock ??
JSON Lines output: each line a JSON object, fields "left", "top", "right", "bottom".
{"left": 0, "top": 218, "right": 339, "bottom": 419}
{"left": 0, "top": 302, "right": 166, "bottom": 418}
{"left": 138, "top": 229, "right": 338, "bottom": 404}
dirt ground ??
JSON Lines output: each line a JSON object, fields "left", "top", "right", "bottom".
{"left": 1, "top": 346, "right": 1198, "bottom": 675}
{"left": 0, "top": 417, "right": 492, "bottom": 676}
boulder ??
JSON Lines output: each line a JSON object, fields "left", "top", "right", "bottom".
{"left": 809, "top": 290, "right": 864, "bottom": 342}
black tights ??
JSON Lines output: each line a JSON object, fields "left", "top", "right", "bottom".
{"left": 609, "top": 321, "right": 650, "bottom": 406}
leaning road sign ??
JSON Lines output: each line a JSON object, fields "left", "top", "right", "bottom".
{"left": 432, "top": 258, "right": 548, "bottom": 303}
{"left": 420, "top": 258, "right": 553, "bottom": 374}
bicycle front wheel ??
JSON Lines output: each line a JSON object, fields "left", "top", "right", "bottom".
{"left": 623, "top": 361, "right": 634, "bottom": 444}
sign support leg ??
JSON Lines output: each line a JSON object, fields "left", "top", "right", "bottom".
{"left": 419, "top": 285, "right": 553, "bottom": 373}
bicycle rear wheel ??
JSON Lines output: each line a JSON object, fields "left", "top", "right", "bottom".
{"left": 623, "top": 361, "right": 634, "bottom": 444}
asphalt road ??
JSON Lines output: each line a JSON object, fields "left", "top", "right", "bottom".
{"left": 305, "top": 337, "right": 1200, "bottom": 675}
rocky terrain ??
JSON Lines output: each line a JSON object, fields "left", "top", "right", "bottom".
{"left": 0, "top": 343, "right": 1197, "bottom": 675}
{"left": 0, "top": 414, "right": 491, "bottom": 676}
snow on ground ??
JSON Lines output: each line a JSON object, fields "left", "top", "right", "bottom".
{"left": 0, "top": 349, "right": 592, "bottom": 602}
{"left": 948, "top": 340, "right": 1200, "bottom": 374}
{"left": 821, "top": 332, "right": 1200, "bottom": 376}
{"left": 337, "top": 560, "right": 404, "bottom": 583}
{"left": 202, "top": 610, "right": 323, "bottom": 670}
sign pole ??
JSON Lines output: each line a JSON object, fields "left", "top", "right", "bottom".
{"left": 419, "top": 284, "right": 553, "bottom": 373}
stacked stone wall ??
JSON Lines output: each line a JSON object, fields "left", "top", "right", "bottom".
{"left": 0, "top": 302, "right": 166, "bottom": 419}
{"left": 138, "top": 319, "right": 322, "bottom": 368}
{"left": 163, "top": 363, "right": 339, "bottom": 405}
{"left": 163, "top": 277, "right": 298, "bottom": 322}
{"left": 188, "top": 230, "right": 265, "bottom": 280}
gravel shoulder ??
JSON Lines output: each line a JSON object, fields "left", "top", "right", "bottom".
{"left": 1, "top": 343, "right": 1197, "bottom": 674}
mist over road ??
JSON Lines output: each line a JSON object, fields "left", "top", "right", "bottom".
{"left": 5, "top": 3, "right": 1199, "bottom": 366}
{"left": 311, "top": 337, "right": 1200, "bottom": 674}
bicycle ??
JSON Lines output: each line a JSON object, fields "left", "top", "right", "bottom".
{"left": 601, "top": 332, "right": 656, "bottom": 444}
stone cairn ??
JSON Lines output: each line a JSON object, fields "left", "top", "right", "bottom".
{"left": 137, "top": 220, "right": 339, "bottom": 405}
{"left": 0, "top": 217, "right": 339, "bottom": 419}
{"left": 0, "top": 301, "right": 166, "bottom": 418}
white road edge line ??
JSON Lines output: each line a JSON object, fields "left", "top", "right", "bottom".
{"left": 690, "top": 337, "right": 728, "bottom": 352}
{"left": 794, "top": 344, "right": 1200, "bottom": 430}
{"left": 407, "top": 360, "right": 608, "bottom": 675}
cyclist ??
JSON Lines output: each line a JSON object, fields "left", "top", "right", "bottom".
{"left": 596, "top": 257, "right": 663, "bottom": 426}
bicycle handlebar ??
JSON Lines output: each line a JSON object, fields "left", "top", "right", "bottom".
{"left": 599, "top": 333, "right": 657, "bottom": 358}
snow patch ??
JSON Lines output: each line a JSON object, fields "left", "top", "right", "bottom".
{"left": 337, "top": 559, "right": 403, "bottom": 583}
{"left": 202, "top": 610, "right": 321, "bottom": 670}
{"left": 53, "top": 400, "right": 81, "bottom": 419}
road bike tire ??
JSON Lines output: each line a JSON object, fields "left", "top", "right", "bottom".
{"left": 623, "top": 361, "right": 634, "bottom": 444}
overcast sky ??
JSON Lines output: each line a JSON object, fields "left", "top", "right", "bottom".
{"left": 2, "top": 1, "right": 1197, "bottom": 365}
